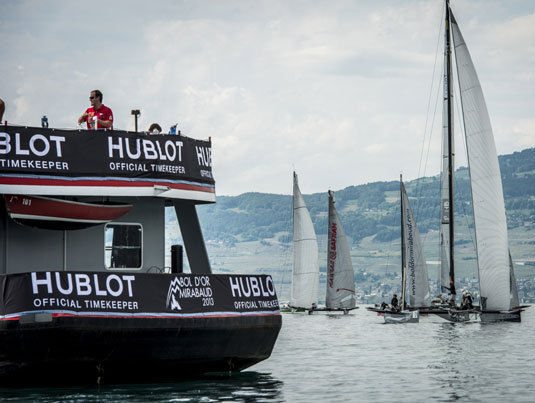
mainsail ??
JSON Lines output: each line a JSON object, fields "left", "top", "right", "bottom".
{"left": 290, "top": 172, "right": 319, "bottom": 309}
{"left": 450, "top": 10, "right": 512, "bottom": 311}
{"left": 401, "top": 181, "right": 431, "bottom": 307}
{"left": 326, "top": 191, "right": 356, "bottom": 309}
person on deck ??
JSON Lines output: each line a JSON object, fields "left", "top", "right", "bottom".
{"left": 390, "top": 294, "right": 399, "bottom": 312}
{"left": 461, "top": 290, "right": 473, "bottom": 310}
{"left": 147, "top": 123, "right": 162, "bottom": 134}
{"left": 78, "top": 90, "right": 113, "bottom": 130}
{"left": 449, "top": 297, "right": 456, "bottom": 308}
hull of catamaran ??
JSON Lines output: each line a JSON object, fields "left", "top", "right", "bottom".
{"left": 384, "top": 310, "right": 419, "bottom": 324}
{"left": 480, "top": 310, "right": 522, "bottom": 323}
{"left": 435, "top": 309, "right": 476, "bottom": 323}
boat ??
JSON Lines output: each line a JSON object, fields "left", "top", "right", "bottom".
{"left": 320, "top": 190, "right": 357, "bottom": 314}
{"left": 384, "top": 310, "right": 420, "bottom": 324}
{"left": 0, "top": 125, "right": 282, "bottom": 384}
{"left": 287, "top": 172, "right": 319, "bottom": 313}
{"left": 5, "top": 194, "right": 132, "bottom": 230}
{"left": 432, "top": 0, "right": 522, "bottom": 322}
{"left": 286, "top": 176, "right": 357, "bottom": 314}
{"left": 383, "top": 177, "right": 429, "bottom": 324}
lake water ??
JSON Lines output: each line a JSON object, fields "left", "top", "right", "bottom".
{"left": 2, "top": 306, "right": 534, "bottom": 402}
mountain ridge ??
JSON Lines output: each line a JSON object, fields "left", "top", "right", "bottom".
{"left": 196, "top": 147, "right": 535, "bottom": 246}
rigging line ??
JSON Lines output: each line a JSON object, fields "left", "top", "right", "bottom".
{"left": 277, "top": 194, "right": 293, "bottom": 300}
{"left": 415, "top": 6, "right": 445, "bottom": 206}
{"left": 413, "top": 61, "right": 443, "bottom": 263}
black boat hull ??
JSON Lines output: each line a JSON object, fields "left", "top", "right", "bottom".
{"left": 0, "top": 271, "right": 282, "bottom": 384}
{"left": 0, "top": 314, "right": 281, "bottom": 384}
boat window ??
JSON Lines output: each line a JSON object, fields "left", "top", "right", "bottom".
{"left": 104, "top": 223, "right": 143, "bottom": 270}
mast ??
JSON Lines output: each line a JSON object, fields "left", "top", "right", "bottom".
{"left": 400, "top": 174, "right": 406, "bottom": 309}
{"left": 444, "top": 0, "right": 456, "bottom": 298}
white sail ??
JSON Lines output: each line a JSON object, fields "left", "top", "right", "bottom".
{"left": 290, "top": 172, "right": 319, "bottom": 309}
{"left": 450, "top": 10, "right": 511, "bottom": 311}
{"left": 401, "top": 182, "right": 431, "bottom": 307}
{"left": 326, "top": 191, "right": 356, "bottom": 309}
{"left": 509, "top": 251, "right": 519, "bottom": 309}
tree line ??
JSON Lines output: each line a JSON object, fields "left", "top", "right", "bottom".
{"left": 195, "top": 148, "right": 535, "bottom": 245}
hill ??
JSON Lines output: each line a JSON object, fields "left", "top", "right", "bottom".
{"left": 195, "top": 147, "right": 535, "bottom": 246}
{"left": 166, "top": 147, "right": 535, "bottom": 303}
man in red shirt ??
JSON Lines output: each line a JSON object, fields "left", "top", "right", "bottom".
{"left": 77, "top": 89, "right": 113, "bottom": 130}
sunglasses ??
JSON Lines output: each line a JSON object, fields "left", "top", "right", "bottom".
{"left": 89, "top": 96, "right": 95, "bottom": 100}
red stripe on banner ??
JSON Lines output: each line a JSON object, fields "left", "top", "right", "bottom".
{"left": 0, "top": 312, "right": 280, "bottom": 321}
{"left": 0, "top": 177, "right": 215, "bottom": 193}
{"left": 50, "top": 313, "right": 278, "bottom": 319}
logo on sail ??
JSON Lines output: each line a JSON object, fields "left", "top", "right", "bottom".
{"left": 328, "top": 222, "right": 337, "bottom": 288}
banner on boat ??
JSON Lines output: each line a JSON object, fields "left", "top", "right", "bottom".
{"left": 0, "top": 272, "right": 280, "bottom": 318}
{"left": 0, "top": 126, "right": 214, "bottom": 186}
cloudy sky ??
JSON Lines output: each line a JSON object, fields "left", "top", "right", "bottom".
{"left": 1, "top": 0, "right": 533, "bottom": 196}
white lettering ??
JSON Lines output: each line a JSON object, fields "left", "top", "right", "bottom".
{"left": 94, "top": 274, "right": 107, "bottom": 296}
{"left": 142, "top": 139, "right": 158, "bottom": 159}
{"left": 0, "top": 133, "right": 11, "bottom": 154}
{"left": 122, "top": 275, "right": 135, "bottom": 297}
{"left": 108, "top": 136, "right": 124, "bottom": 158}
{"left": 15, "top": 132, "right": 30, "bottom": 155}
{"left": 106, "top": 275, "right": 123, "bottom": 297}
{"left": 31, "top": 272, "right": 52, "bottom": 294}
{"left": 49, "top": 136, "right": 66, "bottom": 157}
{"left": 29, "top": 134, "right": 50, "bottom": 156}
{"left": 229, "top": 276, "right": 241, "bottom": 297}
{"left": 55, "top": 272, "right": 73, "bottom": 295}
{"left": 75, "top": 274, "right": 92, "bottom": 295}
{"left": 125, "top": 138, "right": 141, "bottom": 159}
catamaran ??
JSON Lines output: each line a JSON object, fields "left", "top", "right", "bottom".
{"left": 434, "top": 0, "right": 523, "bottom": 322}
{"left": 382, "top": 176, "right": 430, "bottom": 323}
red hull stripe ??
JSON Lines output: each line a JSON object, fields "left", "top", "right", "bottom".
{"left": 0, "top": 177, "right": 215, "bottom": 193}
{"left": 7, "top": 196, "right": 132, "bottom": 221}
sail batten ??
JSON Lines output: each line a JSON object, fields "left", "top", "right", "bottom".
{"left": 449, "top": 8, "right": 511, "bottom": 311}
{"left": 290, "top": 172, "right": 319, "bottom": 309}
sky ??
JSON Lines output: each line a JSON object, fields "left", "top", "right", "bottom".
{"left": 1, "top": 0, "right": 534, "bottom": 196}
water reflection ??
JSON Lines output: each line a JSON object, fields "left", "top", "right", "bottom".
{"left": 428, "top": 322, "right": 480, "bottom": 402}
{"left": 0, "top": 371, "right": 284, "bottom": 402}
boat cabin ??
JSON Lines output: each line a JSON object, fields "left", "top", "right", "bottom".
{"left": 0, "top": 125, "right": 215, "bottom": 275}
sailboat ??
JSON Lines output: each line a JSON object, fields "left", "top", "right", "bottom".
{"left": 286, "top": 174, "right": 357, "bottom": 314}
{"left": 322, "top": 190, "right": 357, "bottom": 314}
{"left": 287, "top": 172, "right": 320, "bottom": 312}
{"left": 435, "top": 0, "right": 522, "bottom": 322}
{"left": 384, "top": 176, "right": 430, "bottom": 323}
